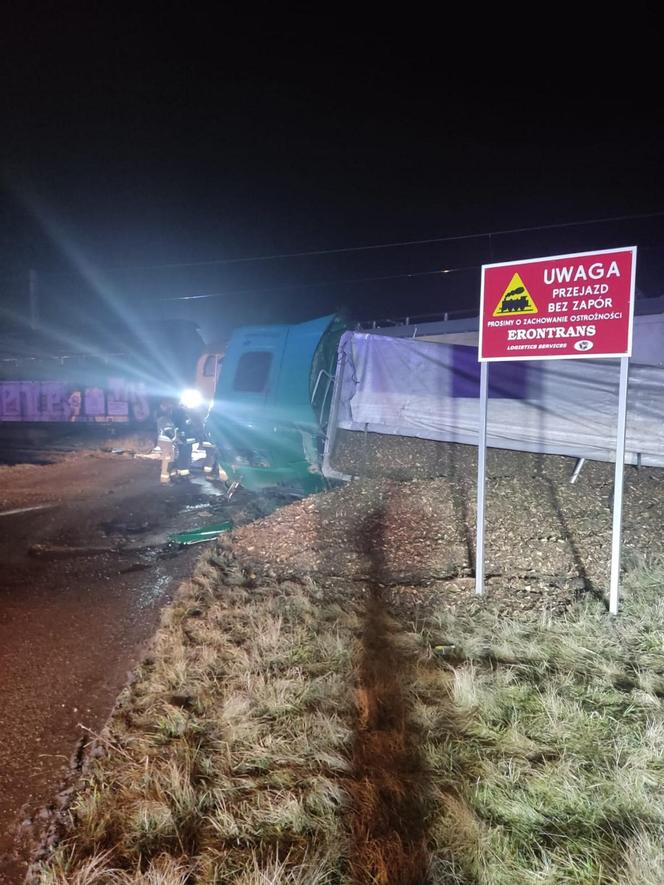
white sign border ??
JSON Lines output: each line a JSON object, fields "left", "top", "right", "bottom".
{"left": 478, "top": 246, "right": 637, "bottom": 363}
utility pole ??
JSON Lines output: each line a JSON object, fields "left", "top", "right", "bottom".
{"left": 29, "top": 269, "right": 39, "bottom": 330}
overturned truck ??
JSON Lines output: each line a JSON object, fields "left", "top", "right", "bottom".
{"left": 206, "top": 299, "right": 664, "bottom": 495}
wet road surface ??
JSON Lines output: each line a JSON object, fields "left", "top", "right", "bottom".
{"left": 0, "top": 453, "right": 232, "bottom": 882}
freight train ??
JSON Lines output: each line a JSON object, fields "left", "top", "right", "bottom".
{"left": 0, "top": 320, "right": 204, "bottom": 424}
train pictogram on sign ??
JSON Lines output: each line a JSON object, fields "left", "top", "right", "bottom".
{"left": 492, "top": 272, "right": 538, "bottom": 317}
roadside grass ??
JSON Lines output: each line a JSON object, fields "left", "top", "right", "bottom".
{"left": 33, "top": 533, "right": 664, "bottom": 884}
{"left": 33, "top": 549, "right": 360, "bottom": 883}
{"left": 418, "top": 561, "right": 664, "bottom": 884}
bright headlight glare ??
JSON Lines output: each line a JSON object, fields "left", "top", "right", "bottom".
{"left": 180, "top": 388, "right": 204, "bottom": 409}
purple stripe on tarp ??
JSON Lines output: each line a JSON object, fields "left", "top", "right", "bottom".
{"left": 452, "top": 346, "right": 527, "bottom": 399}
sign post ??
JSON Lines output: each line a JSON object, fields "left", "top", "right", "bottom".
{"left": 475, "top": 361, "right": 489, "bottom": 595}
{"left": 477, "top": 247, "right": 637, "bottom": 611}
{"left": 609, "top": 356, "right": 630, "bottom": 615}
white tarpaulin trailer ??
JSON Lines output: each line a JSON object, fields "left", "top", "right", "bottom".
{"left": 323, "top": 310, "right": 664, "bottom": 474}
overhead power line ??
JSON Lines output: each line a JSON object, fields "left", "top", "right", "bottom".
{"left": 156, "top": 264, "right": 477, "bottom": 301}
{"left": 39, "top": 209, "right": 664, "bottom": 276}
{"left": 156, "top": 239, "right": 664, "bottom": 303}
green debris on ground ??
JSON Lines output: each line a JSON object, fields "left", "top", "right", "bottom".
{"left": 167, "top": 521, "right": 233, "bottom": 546}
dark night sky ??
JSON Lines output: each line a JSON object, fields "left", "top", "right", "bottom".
{"left": 1, "top": 10, "right": 663, "bottom": 344}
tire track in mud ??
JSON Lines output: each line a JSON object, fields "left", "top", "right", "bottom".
{"left": 348, "top": 582, "right": 430, "bottom": 884}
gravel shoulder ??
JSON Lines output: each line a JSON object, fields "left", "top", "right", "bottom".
{"left": 234, "top": 441, "right": 664, "bottom": 615}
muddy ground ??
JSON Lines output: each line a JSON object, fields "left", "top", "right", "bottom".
{"left": 0, "top": 443, "right": 278, "bottom": 884}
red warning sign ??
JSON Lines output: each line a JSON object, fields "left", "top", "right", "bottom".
{"left": 479, "top": 247, "right": 636, "bottom": 362}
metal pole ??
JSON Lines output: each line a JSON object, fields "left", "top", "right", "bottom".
{"left": 475, "top": 361, "right": 489, "bottom": 595}
{"left": 29, "top": 269, "right": 39, "bottom": 330}
{"left": 609, "top": 357, "right": 630, "bottom": 615}
{"left": 570, "top": 457, "right": 586, "bottom": 484}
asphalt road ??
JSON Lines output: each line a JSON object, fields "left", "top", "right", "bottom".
{"left": 0, "top": 451, "right": 232, "bottom": 882}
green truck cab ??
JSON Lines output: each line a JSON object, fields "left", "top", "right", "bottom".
{"left": 206, "top": 314, "right": 345, "bottom": 495}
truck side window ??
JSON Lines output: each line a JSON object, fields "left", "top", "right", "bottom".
{"left": 233, "top": 352, "right": 272, "bottom": 392}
